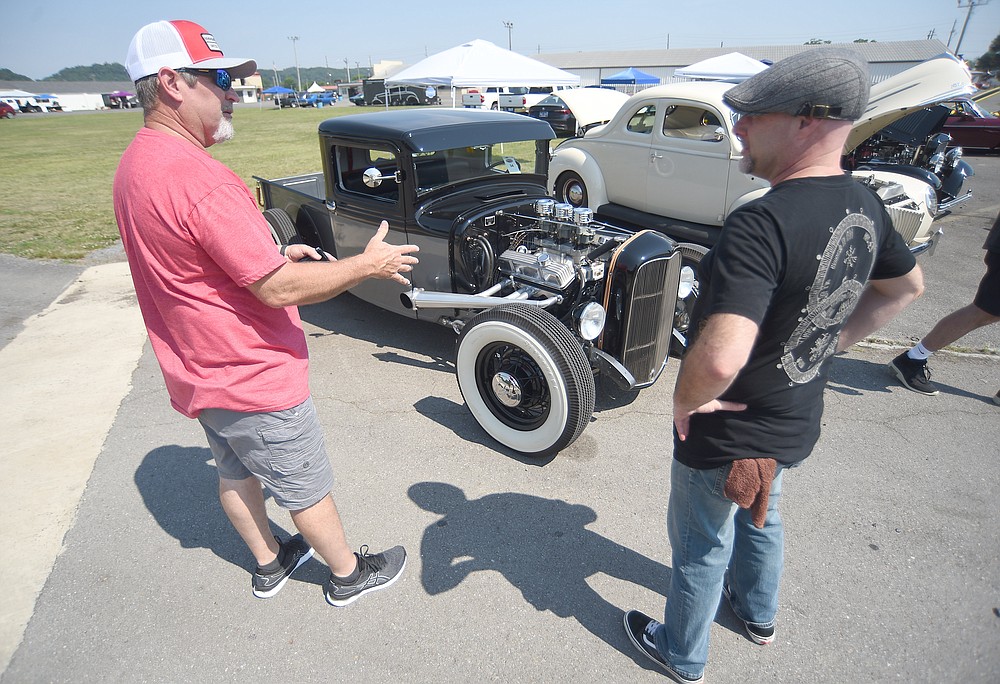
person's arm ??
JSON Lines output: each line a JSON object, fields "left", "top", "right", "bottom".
{"left": 836, "top": 264, "right": 924, "bottom": 353}
{"left": 248, "top": 221, "right": 418, "bottom": 307}
{"left": 672, "top": 312, "right": 755, "bottom": 441}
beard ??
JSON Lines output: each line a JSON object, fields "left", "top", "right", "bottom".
{"left": 739, "top": 153, "right": 754, "bottom": 175}
{"left": 213, "top": 116, "right": 234, "bottom": 144}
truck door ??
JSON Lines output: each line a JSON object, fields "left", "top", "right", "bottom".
{"left": 328, "top": 142, "right": 414, "bottom": 316}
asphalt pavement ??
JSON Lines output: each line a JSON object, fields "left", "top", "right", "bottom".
{"left": 1, "top": 156, "right": 998, "bottom": 683}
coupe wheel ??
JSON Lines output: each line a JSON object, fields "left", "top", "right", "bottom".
{"left": 556, "top": 172, "right": 588, "bottom": 208}
{"left": 456, "top": 303, "right": 595, "bottom": 457}
{"left": 262, "top": 208, "right": 298, "bottom": 245}
{"left": 670, "top": 242, "right": 708, "bottom": 356}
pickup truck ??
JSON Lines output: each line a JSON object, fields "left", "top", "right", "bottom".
{"left": 461, "top": 86, "right": 513, "bottom": 110}
{"left": 253, "top": 109, "right": 686, "bottom": 458}
{"left": 499, "top": 86, "right": 576, "bottom": 113}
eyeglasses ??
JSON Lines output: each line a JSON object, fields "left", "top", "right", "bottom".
{"left": 178, "top": 68, "right": 232, "bottom": 92}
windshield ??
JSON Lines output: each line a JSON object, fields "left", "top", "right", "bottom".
{"left": 413, "top": 141, "right": 544, "bottom": 195}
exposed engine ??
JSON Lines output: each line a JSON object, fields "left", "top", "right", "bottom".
{"left": 844, "top": 104, "right": 973, "bottom": 211}
{"left": 452, "top": 198, "right": 636, "bottom": 313}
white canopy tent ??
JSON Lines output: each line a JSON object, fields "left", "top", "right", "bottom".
{"left": 387, "top": 39, "right": 580, "bottom": 106}
{"left": 306, "top": 82, "right": 326, "bottom": 93}
{"left": 674, "top": 52, "right": 770, "bottom": 83}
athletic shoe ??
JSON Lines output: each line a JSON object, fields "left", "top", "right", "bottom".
{"left": 325, "top": 545, "right": 406, "bottom": 607}
{"left": 992, "top": 391, "right": 1000, "bottom": 406}
{"left": 889, "top": 351, "right": 940, "bottom": 396}
{"left": 622, "top": 610, "right": 704, "bottom": 683}
{"left": 722, "top": 583, "right": 776, "bottom": 645}
{"left": 252, "top": 534, "right": 314, "bottom": 599}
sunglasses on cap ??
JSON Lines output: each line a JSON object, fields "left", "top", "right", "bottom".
{"left": 178, "top": 68, "right": 232, "bottom": 92}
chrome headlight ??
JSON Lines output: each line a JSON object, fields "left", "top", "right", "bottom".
{"left": 924, "top": 184, "right": 939, "bottom": 217}
{"left": 573, "top": 302, "right": 606, "bottom": 341}
{"left": 677, "top": 265, "right": 696, "bottom": 300}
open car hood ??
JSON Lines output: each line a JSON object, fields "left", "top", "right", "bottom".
{"left": 845, "top": 53, "right": 975, "bottom": 152}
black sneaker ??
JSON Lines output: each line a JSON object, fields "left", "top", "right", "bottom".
{"left": 722, "top": 583, "right": 776, "bottom": 645}
{"left": 622, "top": 610, "right": 704, "bottom": 683}
{"left": 252, "top": 534, "right": 314, "bottom": 598}
{"left": 324, "top": 545, "right": 406, "bottom": 607}
{"left": 993, "top": 391, "right": 1000, "bottom": 406}
{"left": 889, "top": 351, "right": 940, "bottom": 396}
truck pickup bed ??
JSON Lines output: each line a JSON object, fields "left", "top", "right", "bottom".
{"left": 499, "top": 86, "right": 574, "bottom": 112}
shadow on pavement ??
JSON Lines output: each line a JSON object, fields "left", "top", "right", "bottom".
{"left": 827, "top": 354, "right": 988, "bottom": 401}
{"left": 134, "top": 445, "right": 307, "bottom": 577}
{"left": 409, "top": 481, "right": 672, "bottom": 667}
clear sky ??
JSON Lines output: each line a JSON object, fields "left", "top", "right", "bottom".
{"left": 2, "top": 0, "right": 998, "bottom": 80}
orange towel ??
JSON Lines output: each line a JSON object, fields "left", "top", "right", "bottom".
{"left": 724, "top": 458, "right": 777, "bottom": 529}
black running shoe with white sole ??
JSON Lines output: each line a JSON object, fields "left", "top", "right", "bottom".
{"left": 325, "top": 545, "right": 406, "bottom": 607}
{"left": 252, "top": 534, "right": 314, "bottom": 599}
{"left": 623, "top": 610, "right": 704, "bottom": 683}
{"left": 722, "top": 583, "right": 776, "bottom": 645}
{"left": 889, "top": 352, "right": 939, "bottom": 396}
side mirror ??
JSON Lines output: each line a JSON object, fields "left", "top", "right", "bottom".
{"left": 363, "top": 167, "right": 401, "bottom": 188}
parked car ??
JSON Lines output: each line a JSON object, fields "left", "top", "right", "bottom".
{"left": 550, "top": 53, "right": 975, "bottom": 257}
{"left": 499, "top": 85, "right": 576, "bottom": 113}
{"left": 941, "top": 99, "right": 1000, "bottom": 152}
{"left": 527, "top": 88, "right": 628, "bottom": 137}
{"left": 275, "top": 93, "right": 298, "bottom": 108}
{"left": 0, "top": 101, "right": 16, "bottom": 119}
{"left": 254, "top": 109, "right": 687, "bottom": 457}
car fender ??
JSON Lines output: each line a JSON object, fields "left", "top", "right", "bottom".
{"left": 549, "top": 145, "right": 609, "bottom": 209}
{"left": 726, "top": 187, "right": 770, "bottom": 218}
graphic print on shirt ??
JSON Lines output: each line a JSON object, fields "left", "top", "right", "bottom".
{"left": 781, "top": 210, "right": 877, "bottom": 384}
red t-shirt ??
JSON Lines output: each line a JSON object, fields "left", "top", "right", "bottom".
{"left": 113, "top": 128, "right": 309, "bottom": 417}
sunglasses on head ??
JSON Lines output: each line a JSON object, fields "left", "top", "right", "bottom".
{"left": 178, "top": 68, "right": 232, "bottom": 92}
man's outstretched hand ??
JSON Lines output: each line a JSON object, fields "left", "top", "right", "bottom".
{"left": 365, "top": 220, "right": 419, "bottom": 286}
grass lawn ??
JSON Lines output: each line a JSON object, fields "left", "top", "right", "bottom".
{"left": 0, "top": 104, "right": 380, "bottom": 260}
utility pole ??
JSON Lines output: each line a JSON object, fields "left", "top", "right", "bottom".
{"left": 503, "top": 21, "right": 513, "bottom": 50}
{"left": 288, "top": 35, "right": 301, "bottom": 91}
{"left": 955, "top": 0, "right": 990, "bottom": 56}
{"left": 344, "top": 58, "right": 351, "bottom": 83}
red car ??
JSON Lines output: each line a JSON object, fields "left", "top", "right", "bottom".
{"left": 942, "top": 100, "right": 1000, "bottom": 152}
{"left": 0, "top": 101, "right": 16, "bottom": 119}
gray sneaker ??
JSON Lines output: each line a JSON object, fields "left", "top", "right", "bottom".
{"left": 325, "top": 545, "right": 406, "bottom": 606}
{"left": 252, "top": 534, "right": 313, "bottom": 599}
{"left": 889, "top": 352, "right": 939, "bottom": 396}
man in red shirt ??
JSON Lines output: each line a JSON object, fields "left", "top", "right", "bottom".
{"left": 114, "top": 20, "right": 418, "bottom": 606}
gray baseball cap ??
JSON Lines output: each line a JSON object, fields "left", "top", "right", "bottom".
{"left": 723, "top": 47, "right": 870, "bottom": 121}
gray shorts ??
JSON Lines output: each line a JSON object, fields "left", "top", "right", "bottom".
{"left": 198, "top": 397, "right": 334, "bottom": 511}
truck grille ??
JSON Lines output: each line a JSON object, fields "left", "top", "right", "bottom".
{"left": 620, "top": 255, "right": 680, "bottom": 387}
{"left": 885, "top": 203, "right": 925, "bottom": 245}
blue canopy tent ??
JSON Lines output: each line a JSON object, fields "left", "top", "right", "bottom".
{"left": 263, "top": 86, "right": 295, "bottom": 94}
{"left": 600, "top": 67, "right": 660, "bottom": 85}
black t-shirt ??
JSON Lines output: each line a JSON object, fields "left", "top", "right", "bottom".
{"left": 674, "top": 174, "right": 915, "bottom": 469}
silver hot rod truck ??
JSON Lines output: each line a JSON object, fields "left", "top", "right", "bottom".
{"left": 254, "top": 109, "right": 687, "bottom": 457}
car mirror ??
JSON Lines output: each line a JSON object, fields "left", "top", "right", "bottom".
{"left": 363, "top": 167, "right": 401, "bottom": 188}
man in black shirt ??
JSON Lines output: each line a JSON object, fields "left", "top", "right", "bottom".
{"left": 623, "top": 48, "right": 924, "bottom": 683}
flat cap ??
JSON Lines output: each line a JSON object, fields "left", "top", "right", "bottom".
{"left": 723, "top": 47, "right": 870, "bottom": 121}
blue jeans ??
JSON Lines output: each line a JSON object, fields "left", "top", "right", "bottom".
{"left": 652, "top": 459, "right": 786, "bottom": 679}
